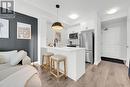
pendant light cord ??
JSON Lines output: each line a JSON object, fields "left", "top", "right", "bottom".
{"left": 57, "top": 6, "right": 58, "bottom": 21}
{"left": 51, "top": 4, "right": 63, "bottom": 30}
{"left": 56, "top": 4, "right": 60, "bottom": 22}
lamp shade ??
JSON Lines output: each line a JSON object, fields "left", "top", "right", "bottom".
{"left": 51, "top": 22, "right": 63, "bottom": 31}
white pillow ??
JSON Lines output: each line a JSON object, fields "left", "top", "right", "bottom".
{"left": 0, "top": 50, "right": 17, "bottom": 63}
{"left": 10, "top": 50, "right": 27, "bottom": 65}
{"left": 22, "top": 56, "right": 31, "bottom": 65}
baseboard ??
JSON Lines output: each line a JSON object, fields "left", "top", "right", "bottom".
{"left": 94, "top": 58, "right": 101, "bottom": 65}
{"left": 85, "top": 61, "right": 91, "bottom": 64}
{"left": 101, "top": 57, "right": 124, "bottom": 64}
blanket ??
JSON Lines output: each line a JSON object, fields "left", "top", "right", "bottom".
{"left": 0, "top": 64, "right": 37, "bottom": 87}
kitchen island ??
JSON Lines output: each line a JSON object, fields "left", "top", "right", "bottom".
{"left": 42, "top": 47, "right": 85, "bottom": 81}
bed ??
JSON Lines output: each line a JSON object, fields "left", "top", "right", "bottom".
{"left": 0, "top": 50, "right": 42, "bottom": 87}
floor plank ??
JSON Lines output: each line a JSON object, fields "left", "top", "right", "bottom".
{"left": 37, "top": 61, "right": 130, "bottom": 87}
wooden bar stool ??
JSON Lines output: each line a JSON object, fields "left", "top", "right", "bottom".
{"left": 50, "top": 55, "right": 67, "bottom": 80}
{"left": 42, "top": 52, "right": 54, "bottom": 71}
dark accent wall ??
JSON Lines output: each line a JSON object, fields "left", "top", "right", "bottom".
{"left": 0, "top": 11, "right": 38, "bottom": 62}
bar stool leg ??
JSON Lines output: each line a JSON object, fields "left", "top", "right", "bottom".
{"left": 48, "top": 57, "right": 51, "bottom": 71}
{"left": 42, "top": 56, "right": 43, "bottom": 65}
{"left": 48, "top": 57, "right": 50, "bottom": 67}
{"left": 41, "top": 56, "right": 44, "bottom": 68}
{"left": 52, "top": 60, "right": 54, "bottom": 70}
{"left": 57, "top": 61, "right": 59, "bottom": 80}
{"left": 64, "top": 59, "right": 67, "bottom": 79}
{"left": 47, "top": 57, "right": 49, "bottom": 70}
{"left": 50, "top": 58, "right": 52, "bottom": 73}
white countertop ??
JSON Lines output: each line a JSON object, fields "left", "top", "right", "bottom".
{"left": 43, "top": 47, "right": 85, "bottom": 51}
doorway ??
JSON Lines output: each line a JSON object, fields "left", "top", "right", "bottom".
{"left": 101, "top": 17, "right": 127, "bottom": 62}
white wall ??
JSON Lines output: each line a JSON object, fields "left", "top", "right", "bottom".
{"left": 15, "top": 0, "right": 51, "bottom": 64}
{"left": 101, "top": 17, "right": 127, "bottom": 60}
{"left": 46, "top": 22, "right": 55, "bottom": 46}
{"left": 60, "top": 29, "right": 68, "bottom": 46}
{"left": 94, "top": 14, "right": 102, "bottom": 65}
{"left": 126, "top": 8, "right": 130, "bottom": 67}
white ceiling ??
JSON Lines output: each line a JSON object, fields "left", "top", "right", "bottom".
{"left": 24, "top": 0, "right": 130, "bottom": 25}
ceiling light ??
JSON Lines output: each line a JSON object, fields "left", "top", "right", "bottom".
{"left": 52, "top": 22, "right": 63, "bottom": 31}
{"left": 51, "top": 4, "right": 63, "bottom": 31}
{"left": 106, "top": 8, "right": 119, "bottom": 14}
{"left": 69, "top": 14, "right": 79, "bottom": 19}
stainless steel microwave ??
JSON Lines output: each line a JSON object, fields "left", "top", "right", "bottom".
{"left": 69, "top": 33, "right": 78, "bottom": 39}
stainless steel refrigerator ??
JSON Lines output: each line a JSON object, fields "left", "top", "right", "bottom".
{"left": 79, "top": 30, "right": 94, "bottom": 64}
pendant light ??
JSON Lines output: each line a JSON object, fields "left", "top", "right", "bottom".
{"left": 51, "top": 4, "right": 63, "bottom": 31}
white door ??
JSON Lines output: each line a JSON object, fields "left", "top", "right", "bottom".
{"left": 102, "top": 18, "right": 127, "bottom": 60}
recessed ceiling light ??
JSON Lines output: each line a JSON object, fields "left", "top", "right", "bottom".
{"left": 69, "top": 14, "right": 79, "bottom": 19}
{"left": 106, "top": 8, "right": 119, "bottom": 14}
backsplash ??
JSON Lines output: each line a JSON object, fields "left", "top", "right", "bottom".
{"left": 67, "top": 39, "right": 79, "bottom": 46}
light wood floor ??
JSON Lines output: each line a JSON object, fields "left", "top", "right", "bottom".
{"left": 37, "top": 61, "right": 130, "bottom": 87}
